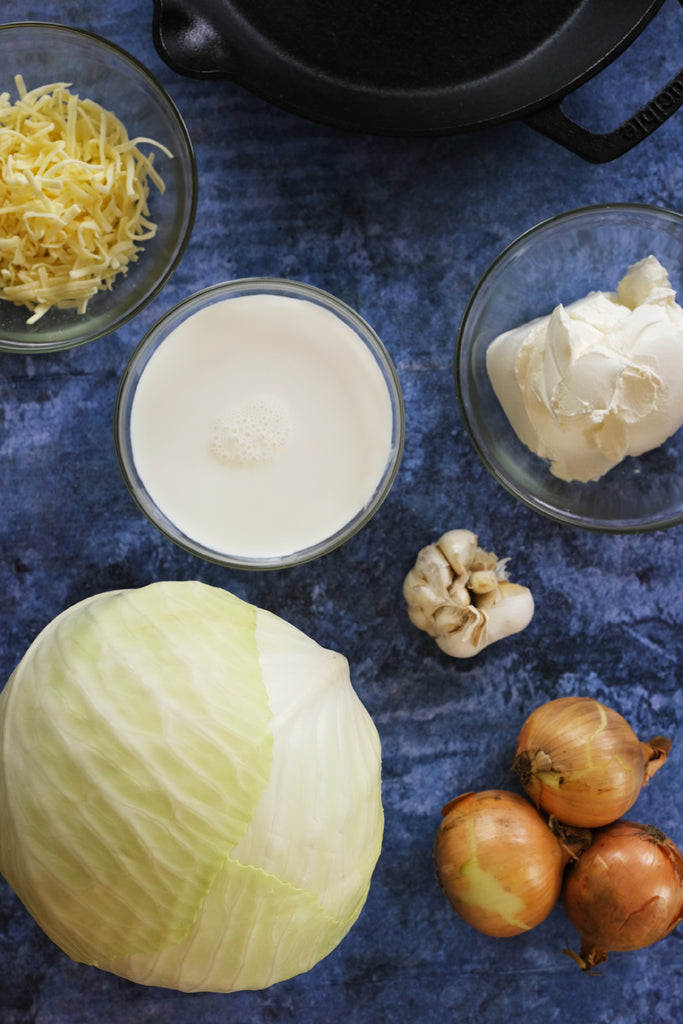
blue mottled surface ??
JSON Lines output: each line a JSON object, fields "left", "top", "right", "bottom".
{"left": 1, "top": 2, "right": 683, "bottom": 1022}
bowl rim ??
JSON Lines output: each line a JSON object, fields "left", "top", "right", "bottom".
{"left": 114, "top": 276, "right": 406, "bottom": 569}
{"left": 454, "top": 201, "right": 683, "bottom": 533}
{"left": 0, "top": 21, "right": 198, "bottom": 354}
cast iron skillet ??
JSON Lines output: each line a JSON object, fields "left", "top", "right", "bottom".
{"left": 152, "top": 0, "right": 683, "bottom": 162}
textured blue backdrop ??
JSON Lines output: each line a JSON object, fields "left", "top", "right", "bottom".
{"left": 1, "top": 2, "right": 683, "bottom": 1022}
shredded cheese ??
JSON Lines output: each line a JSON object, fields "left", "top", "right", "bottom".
{"left": 0, "top": 75, "right": 173, "bottom": 323}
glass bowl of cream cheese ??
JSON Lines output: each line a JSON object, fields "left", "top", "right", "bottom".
{"left": 455, "top": 203, "right": 683, "bottom": 532}
{"left": 114, "top": 278, "right": 405, "bottom": 569}
{"left": 0, "top": 23, "right": 197, "bottom": 352}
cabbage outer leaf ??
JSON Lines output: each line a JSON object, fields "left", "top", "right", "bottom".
{"left": 0, "top": 582, "right": 270, "bottom": 964}
{"left": 100, "top": 605, "right": 384, "bottom": 992}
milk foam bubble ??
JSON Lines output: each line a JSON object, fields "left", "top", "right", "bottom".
{"left": 210, "top": 395, "right": 292, "bottom": 466}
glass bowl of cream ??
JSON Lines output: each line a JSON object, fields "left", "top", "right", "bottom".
{"left": 115, "top": 278, "right": 405, "bottom": 569}
{"left": 455, "top": 203, "right": 683, "bottom": 532}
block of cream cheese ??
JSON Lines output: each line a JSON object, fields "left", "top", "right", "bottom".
{"left": 485, "top": 256, "right": 683, "bottom": 482}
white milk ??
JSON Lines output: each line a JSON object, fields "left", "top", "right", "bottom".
{"left": 130, "top": 293, "right": 396, "bottom": 559}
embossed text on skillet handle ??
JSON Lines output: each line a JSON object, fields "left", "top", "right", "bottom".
{"left": 523, "top": 62, "right": 683, "bottom": 164}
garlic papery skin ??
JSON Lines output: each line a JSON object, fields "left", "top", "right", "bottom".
{"left": 403, "top": 530, "right": 534, "bottom": 658}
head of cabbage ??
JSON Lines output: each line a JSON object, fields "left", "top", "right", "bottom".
{"left": 0, "top": 581, "right": 383, "bottom": 992}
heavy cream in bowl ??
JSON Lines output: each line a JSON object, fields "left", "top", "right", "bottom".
{"left": 115, "top": 279, "right": 404, "bottom": 568}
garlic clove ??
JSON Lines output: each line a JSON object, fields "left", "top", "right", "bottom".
{"left": 407, "top": 545, "right": 453, "bottom": 597}
{"left": 432, "top": 603, "right": 471, "bottom": 635}
{"left": 468, "top": 569, "right": 499, "bottom": 595}
{"left": 403, "top": 545, "right": 455, "bottom": 633}
{"left": 436, "top": 530, "right": 479, "bottom": 575}
{"left": 475, "top": 582, "right": 535, "bottom": 649}
{"left": 435, "top": 607, "right": 488, "bottom": 658}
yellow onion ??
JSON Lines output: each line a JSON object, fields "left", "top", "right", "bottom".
{"left": 433, "top": 789, "right": 590, "bottom": 938}
{"left": 562, "top": 820, "right": 683, "bottom": 972}
{"left": 512, "top": 696, "right": 671, "bottom": 828}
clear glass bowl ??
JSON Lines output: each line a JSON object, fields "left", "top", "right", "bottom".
{"left": 455, "top": 203, "right": 683, "bottom": 532}
{"left": 115, "top": 278, "right": 405, "bottom": 569}
{"left": 0, "top": 23, "right": 197, "bottom": 353}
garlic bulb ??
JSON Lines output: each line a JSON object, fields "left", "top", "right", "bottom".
{"left": 402, "top": 529, "right": 534, "bottom": 658}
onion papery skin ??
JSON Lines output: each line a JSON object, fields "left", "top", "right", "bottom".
{"left": 434, "top": 790, "right": 572, "bottom": 938}
{"left": 562, "top": 820, "right": 683, "bottom": 971}
{"left": 512, "top": 696, "right": 670, "bottom": 828}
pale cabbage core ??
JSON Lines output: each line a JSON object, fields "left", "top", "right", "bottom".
{"left": 0, "top": 581, "right": 384, "bottom": 992}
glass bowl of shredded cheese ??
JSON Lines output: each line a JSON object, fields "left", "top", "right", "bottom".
{"left": 0, "top": 22, "right": 197, "bottom": 352}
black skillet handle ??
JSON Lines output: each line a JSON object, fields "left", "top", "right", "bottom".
{"left": 523, "top": 61, "right": 683, "bottom": 163}
{"left": 152, "top": 0, "right": 236, "bottom": 77}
